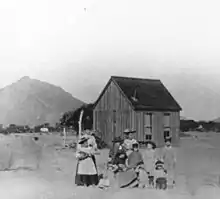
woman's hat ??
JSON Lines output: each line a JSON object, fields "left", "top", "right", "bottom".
{"left": 123, "top": 128, "right": 136, "bottom": 134}
{"left": 145, "top": 140, "right": 157, "bottom": 149}
{"left": 112, "top": 136, "right": 124, "bottom": 143}
{"left": 78, "top": 136, "right": 89, "bottom": 144}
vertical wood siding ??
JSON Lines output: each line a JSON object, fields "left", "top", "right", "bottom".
{"left": 93, "top": 80, "right": 180, "bottom": 147}
{"left": 93, "top": 81, "right": 135, "bottom": 146}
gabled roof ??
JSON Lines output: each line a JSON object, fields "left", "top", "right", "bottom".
{"left": 94, "top": 76, "right": 182, "bottom": 111}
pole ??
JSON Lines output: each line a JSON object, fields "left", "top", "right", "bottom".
{"left": 78, "top": 109, "right": 84, "bottom": 140}
{"left": 63, "top": 127, "right": 66, "bottom": 146}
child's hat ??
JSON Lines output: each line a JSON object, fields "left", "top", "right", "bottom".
{"left": 155, "top": 159, "right": 164, "bottom": 166}
{"left": 123, "top": 128, "right": 136, "bottom": 134}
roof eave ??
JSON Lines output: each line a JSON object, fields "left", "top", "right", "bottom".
{"left": 134, "top": 106, "right": 182, "bottom": 112}
{"left": 92, "top": 77, "right": 112, "bottom": 110}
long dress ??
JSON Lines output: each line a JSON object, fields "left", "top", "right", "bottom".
{"left": 142, "top": 149, "right": 156, "bottom": 175}
{"left": 75, "top": 145, "right": 99, "bottom": 186}
{"left": 161, "top": 146, "right": 176, "bottom": 186}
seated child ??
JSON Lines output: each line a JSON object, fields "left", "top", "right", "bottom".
{"left": 153, "top": 159, "right": 168, "bottom": 190}
{"left": 127, "top": 143, "right": 149, "bottom": 188}
{"left": 98, "top": 163, "right": 111, "bottom": 190}
{"left": 108, "top": 137, "right": 128, "bottom": 175}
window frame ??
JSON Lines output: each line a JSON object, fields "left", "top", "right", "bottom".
{"left": 163, "top": 112, "right": 171, "bottom": 139}
{"left": 113, "top": 110, "right": 116, "bottom": 123}
{"left": 144, "top": 112, "right": 153, "bottom": 140}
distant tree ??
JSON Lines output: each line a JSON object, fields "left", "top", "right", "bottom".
{"left": 180, "top": 119, "right": 199, "bottom": 132}
{"left": 60, "top": 103, "right": 94, "bottom": 133}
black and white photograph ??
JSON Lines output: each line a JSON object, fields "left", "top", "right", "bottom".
{"left": 0, "top": 0, "right": 220, "bottom": 198}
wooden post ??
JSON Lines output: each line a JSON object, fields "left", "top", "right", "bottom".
{"left": 63, "top": 127, "right": 66, "bottom": 146}
{"left": 78, "top": 109, "right": 84, "bottom": 139}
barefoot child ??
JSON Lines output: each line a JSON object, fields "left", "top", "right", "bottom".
{"left": 142, "top": 141, "right": 157, "bottom": 187}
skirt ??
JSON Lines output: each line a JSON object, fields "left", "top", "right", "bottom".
{"left": 116, "top": 169, "right": 138, "bottom": 188}
{"left": 75, "top": 155, "right": 99, "bottom": 186}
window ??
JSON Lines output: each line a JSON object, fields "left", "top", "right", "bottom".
{"left": 113, "top": 110, "right": 116, "bottom": 123}
{"left": 144, "top": 113, "right": 153, "bottom": 140}
{"left": 164, "top": 113, "right": 171, "bottom": 140}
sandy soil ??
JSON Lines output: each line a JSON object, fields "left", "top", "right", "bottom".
{"left": 0, "top": 132, "right": 220, "bottom": 199}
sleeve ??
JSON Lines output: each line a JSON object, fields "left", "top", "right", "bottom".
{"left": 109, "top": 144, "right": 119, "bottom": 161}
{"left": 108, "top": 147, "right": 114, "bottom": 158}
{"left": 76, "top": 151, "right": 80, "bottom": 159}
{"left": 122, "top": 140, "right": 128, "bottom": 149}
{"left": 173, "top": 148, "right": 177, "bottom": 162}
{"left": 93, "top": 138, "right": 98, "bottom": 151}
{"left": 76, "top": 143, "right": 82, "bottom": 151}
{"left": 161, "top": 148, "right": 166, "bottom": 160}
{"left": 139, "top": 152, "right": 144, "bottom": 163}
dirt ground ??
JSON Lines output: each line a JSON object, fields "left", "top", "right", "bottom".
{"left": 0, "top": 132, "right": 220, "bottom": 199}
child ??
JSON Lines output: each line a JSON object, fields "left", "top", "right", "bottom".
{"left": 127, "top": 143, "right": 148, "bottom": 188}
{"left": 98, "top": 163, "right": 111, "bottom": 190}
{"left": 108, "top": 136, "right": 127, "bottom": 175}
{"left": 75, "top": 136, "right": 99, "bottom": 187}
{"left": 161, "top": 136, "right": 176, "bottom": 188}
{"left": 142, "top": 141, "right": 157, "bottom": 187}
{"left": 127, "top": 143, "right": 144, "bottom": 170}
{"left": 122, "top": 129, "right": 138, "bottom": 156}
{"left": 153, "top": 160, "right": 167, "bottom": 190}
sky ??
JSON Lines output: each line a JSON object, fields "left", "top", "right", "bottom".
{"left": 1, "top": 0, "right": 220, "bottom": 106}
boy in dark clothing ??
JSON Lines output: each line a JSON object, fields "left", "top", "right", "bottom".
{"left": 108, "top": 137, "right": 127, "bottom": 174}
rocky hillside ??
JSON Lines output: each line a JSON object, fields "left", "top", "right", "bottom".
{"left": 0, "top": 76, "right": 84, "bottom": 126}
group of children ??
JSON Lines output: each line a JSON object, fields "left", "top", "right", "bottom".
{"left": 100, "top": 129, "right": 176, "bottom": 190}
{"left": 74, "top": 128, "right": 177, "bottom": 190}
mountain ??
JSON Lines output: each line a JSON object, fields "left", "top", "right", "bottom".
{"left": 0, "top": 76, "right": 84, "bottom": 126}
{"left": 180, "top": 116, "right": 189, "bottom": 120}
{"left": 160, "top": 72, "right": 220, "bottom": 121}
{"left": 213, "top": 117, "right": 220, "bottom": 123}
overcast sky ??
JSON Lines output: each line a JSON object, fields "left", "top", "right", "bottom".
{"left": 1, "top": 0, "right": 220, "bottom": 103}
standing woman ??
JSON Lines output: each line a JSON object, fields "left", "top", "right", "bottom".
{"left": 122, "top": 129, "right": 138, "bottom": 156}
{"left": 143, "top": 141, "right": 157, "bottom": 175}
{"left": 75, "top": 136, "right": 99, "bottom": 187}
{"left": 87, "top": 130, "right": 99, "bottom": 170}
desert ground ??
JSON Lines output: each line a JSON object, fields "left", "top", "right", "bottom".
{"left": 0, "top": 132, "right": 220, "bottom": 199}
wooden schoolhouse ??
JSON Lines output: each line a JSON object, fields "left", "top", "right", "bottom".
{"left": 93, "top": 76, "right": 182, "bottom": 147}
